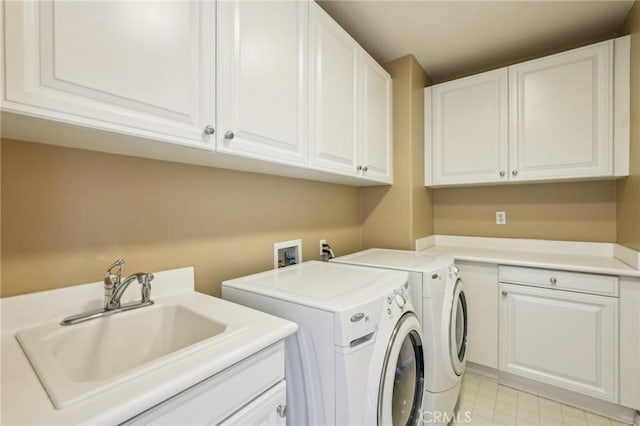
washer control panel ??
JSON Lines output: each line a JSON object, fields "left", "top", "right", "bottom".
{"left": 385, "top": 281, "right": 411, "bottom": 319}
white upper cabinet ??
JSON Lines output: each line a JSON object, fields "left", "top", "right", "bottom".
{"left": 428, "top": 69, "right": 508, "bottom": 186}
{"left": 216, "top": 1, "right": 308, "bottom": 166}
{"left": 2, "top": 0, "right": 393, "bottom": 186}
{"left": 361, "top": 54, "right": 393, "bottom": 183}
{"left": 509, "top": 42, "right": 612, "bottom": 181}
{"left": 425, "top": 37, "right": 630, "bottom": 187}
{"left": 309, "top": 3, "right": 393, "bottom": 184}
{"left": 2, "top": 1, "right": 215, "bottom": 149}
{"left": 309, "top": 3, "right": 360, "bottom": 176}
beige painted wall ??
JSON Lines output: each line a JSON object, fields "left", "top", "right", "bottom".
{"left": 410, "top": 57, "right": 434, "bottom": 243}
{"left": 617, "top": 1, "right": 640, "bottom": 251}
{"left": 0, "top": 139, "right": 362, "bottom": 297}
{"left": 361, "top": 55, "right": 433, "bottom": 250}
{"left": 433, "top": 181, "right": 617, "bottom": 242}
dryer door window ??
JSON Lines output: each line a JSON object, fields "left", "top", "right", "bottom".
{"left": 378, "top": 313, "right": 425, "bottom": 426}
{"left": 449, "top": 278, "right": 468, "bottom": 375}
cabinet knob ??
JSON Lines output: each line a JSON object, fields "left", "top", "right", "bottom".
{"left": 276, "top": 404, "right": 287, "bottom": 418}
{"left": 501, "top": 291, "right": 508, "bottom": 296}
{"left": 512, "top": 170, "right": 518, "bottom": 176}
{"left": 362, "top": 166, "right": 368, "bottom": 172}
{"left": 549, "top": 277, "right": 557, "bottom": 285}
{"left": 203, "top": 125, "right": 215, "bottom": 135}
{"left": 499, "top": 171, "right": 505, "bottom": 177}
{"left": 357, "top": 165, "right": 363, "bottom": 171}
{"left": 224, "top": 131, "right": 235, "bottom": 140}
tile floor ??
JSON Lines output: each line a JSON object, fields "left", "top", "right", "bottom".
{"left": 453, "top": 372, "right": 631, "bottom": 426}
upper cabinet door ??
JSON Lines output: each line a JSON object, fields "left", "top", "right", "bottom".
{"left": 309, "top": 2, "right": 360, "bottom": 176}
{"left": 3, "top": 1, "right": 215, "bottom": 148}
{"left": 361, "top": 54, "right": 393, "bottom": 184}
{"left": 216, "top": 1, "right": 308, "bottom": 166}
{"left": 509, "top": 41, "right": 612, "bottom": 181}
{"left": 430, "top": 69, "right": 508, "bottom": 186}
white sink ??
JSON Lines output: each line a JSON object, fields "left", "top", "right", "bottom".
{"left": 16, "top": 302, "right": 243, "bottom": 409}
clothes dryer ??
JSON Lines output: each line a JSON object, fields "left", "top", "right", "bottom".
{"left": 222, "top": 261, "right": 425, "bottom": 426}
{"left": 332, "top": 249, "right": 468, "bottom": 420}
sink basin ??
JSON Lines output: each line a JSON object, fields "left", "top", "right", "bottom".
{"left": 16, "top": 302, "right": 242, "bottom": 409}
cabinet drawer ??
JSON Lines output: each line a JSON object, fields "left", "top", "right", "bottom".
{"left": 499, "top": 266, "right": 618, "bottom": 296}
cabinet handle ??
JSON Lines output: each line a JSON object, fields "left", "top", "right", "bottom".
{"left": 362, "top": 166, "right": 368, "bottom": 172}
{"left": 549, "top": 277, "right": 557, "bottom": 285}
{"left": 499, "top": 171, "right": 505, "bottom": 177}
{"left": 203, "top": 125, "right": 215, "bottom": 135}
{"left": 357, "top": 165, "right": 363, "bottom": 171}
{"left": 501, "top": 291, "right": 507, "bottom": 296}
{"left": 512, "top": 170, "right": 518, "bottom": 176}
{"left": 224, "top": 131, "right": 235, "bottom": 140}
{"left": 276, "top": 405, "right": 287, "bottom": 418}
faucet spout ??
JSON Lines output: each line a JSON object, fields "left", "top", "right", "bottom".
{"left": 107, "top": 272, "right": 154, "bottom": 310}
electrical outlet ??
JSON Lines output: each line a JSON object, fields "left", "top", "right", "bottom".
{"left": 496, "top": 211, "right": 506, "bottom": 225}
{"left": 319, "top": 239, "right": 326, "bottom": 255}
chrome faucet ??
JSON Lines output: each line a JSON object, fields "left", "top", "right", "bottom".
{"left": 108, "top": 272, "right": 154, "bottom": 309}
{"left": 103, "top": 259, "right": 153, "bottom": 309}
{"left": 61, "top": 259, "right": 155, "bottom": 326}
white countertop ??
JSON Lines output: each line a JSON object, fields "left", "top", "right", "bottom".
{"left": 0, "top": 267, "right": 298, "bottom": 425}
{"left": 416, "top": 235, "right": 640, "bottom": 278}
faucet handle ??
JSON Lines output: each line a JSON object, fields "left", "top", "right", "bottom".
{"left": 139, "top": 273, "right": 154, "bottom": 303}
{"left": 104, "top": 258, "right": 125, "bottom": 287}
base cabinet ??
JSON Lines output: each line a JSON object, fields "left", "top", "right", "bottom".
{"left": 123, "top": 343, "right": 287, "bottom": 425}
{"left": 456, "top": 261, "right": 499, "bottom": 369}
{"left": 499, "top": 274, "right": 618, "bottom": 402}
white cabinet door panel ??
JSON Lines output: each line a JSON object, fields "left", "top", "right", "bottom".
{"left": 361, "top": 54, "right": 392, "bottom": 183}
{"left": 509, "top": 41, "right": 612, "bottom": 180}
{"left": 431, "top": 69, "right": 508, "bottom": 185}
{"left": 309, "top": 3, "right": 359, "bottom": 176}
{"left": 500, "top": 284, "right": 618, "bottom": 402}
{"left": 217, "top": 1, "right": 307, "bottom": 165}
{"left": 3, "top": 1, "right": 215, "bottom": 148}
{"left": 457, "top": 261, "right": 499, "bottom": 369}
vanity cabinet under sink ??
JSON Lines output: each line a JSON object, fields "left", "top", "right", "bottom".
{"left": 123, "top": 343, "right": 287, "bottom": 426}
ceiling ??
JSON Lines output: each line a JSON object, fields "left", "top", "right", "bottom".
{"left": 317, "top": 0, "right": 635, "bottom": 83}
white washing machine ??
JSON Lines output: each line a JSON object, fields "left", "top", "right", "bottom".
{"left": 332, "top": 249, "right": 468, "bottom": 420}
{"left": 222, "top": 261, "right": 426, "bottom": 426}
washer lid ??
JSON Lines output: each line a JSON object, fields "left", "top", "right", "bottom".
{"left": 333, "top": 248, "right": 453, "bottom": 273}
{"left": 222, "top": 261, "right": 408, "bottom": 311}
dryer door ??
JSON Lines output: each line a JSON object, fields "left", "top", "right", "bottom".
{"left": 449, "top": 278, "right": 468, "bottom": 375}
{"left": 378, "top": 313, "right": 425, "bottom": 426}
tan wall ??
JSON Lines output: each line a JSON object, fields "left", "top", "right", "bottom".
{"left": 410, "top": 57, "right": 435, "bottom": 242}
{"left": 617, "top": 1, "right": 640, "bottom": 251}
{"left": 361, "top": 55, "right": 433, "bottom": 250}
{"left": 433, "top": 181, "right": 617, "bottom": 242}
{"left": 0, "top": 139, "right": 362, "bottom": 297}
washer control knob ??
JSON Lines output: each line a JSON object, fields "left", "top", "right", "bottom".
{"left": 387, "top": 296, "right": 392, "bottom": 304}
{"left": 395, "top": 293, "right": 406, "bottom": 308}
{"left": 386, "top": 308, "right": 392, "bottom": 315}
